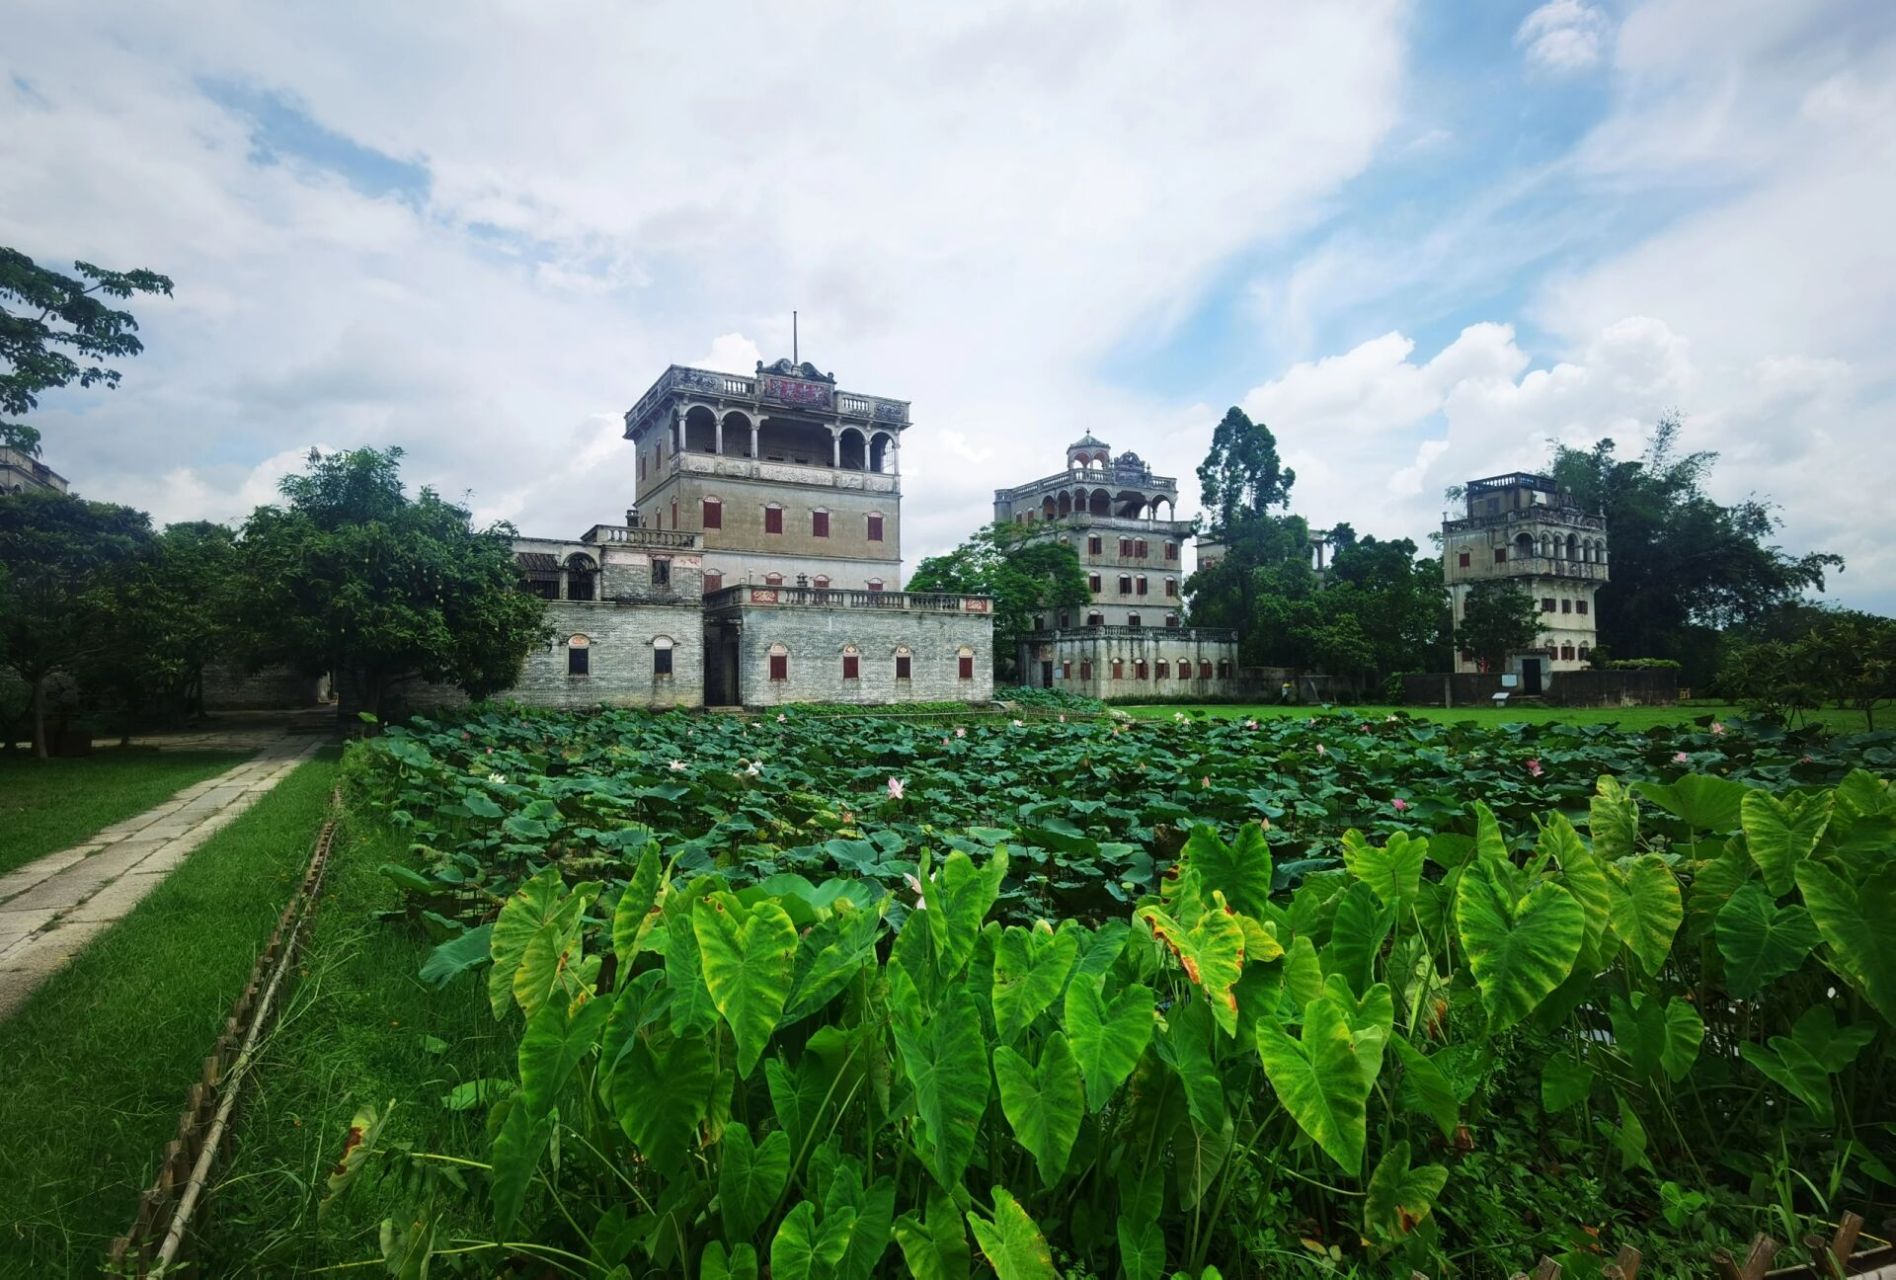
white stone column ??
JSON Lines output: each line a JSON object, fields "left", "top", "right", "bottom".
{"left": 715, "top": 417, "right": 724, "bottom": 455}
{"left": 749, "top": 418, "right": 759, "bottom": 458}
{"left": 832, "top": 428, "right": 842, "bottom": 469}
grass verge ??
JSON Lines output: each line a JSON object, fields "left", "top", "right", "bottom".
{"left": 193, "top": 806, "right": 510, "bottom": 1275}
{"left": 1116, "top": 701, "right": 1872, "bottom": 732}
{"left": 0, "top": 748, "right": 250, "bottom": 877}
{"left": 0, "top": 750, "right": 337, "bottom": 1279}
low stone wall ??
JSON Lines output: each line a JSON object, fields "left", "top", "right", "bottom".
{"left": 1402, "top": 668, "right": 1678, "bottom": 707}
{"left": 201, "top": 663, "right": 325, "bottom": 711}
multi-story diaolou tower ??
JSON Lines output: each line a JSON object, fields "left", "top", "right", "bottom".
{"left": 622, "top": 357, "right": 909, "bottom": 593}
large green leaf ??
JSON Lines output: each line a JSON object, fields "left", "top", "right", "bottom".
{"left": 1159, "top": 997, "right": 1228, "bottom": 1131}
{"left": 823, "top": 1168, "right": 894, "bottom": 1280}
{"left": 610, "top": 843, "right": 664, "bottom": 971}
{"left": 1324, "top": 881, "right": 1395, "bottom": 997}
{"left": 992, "top": 923, "right": 1080, "bottom": 1043}
{"left": 1606, "top": 855, "right": 1682, "bottom": 976}
{"left": 921, "top": 848, "right": 1009, "bottom": 980}
{"left": 1540, "top": 814, "right": 1610, "bottom": 955}
{"left": 701, "top": 1243, "right": 759, "bottom": 1280}
{"left": 1541, "top": 1055, "right": 1593, "bottom": 1113}
{"left": 1635, "top": 774, "right": 1749, "bottom": 833}
{"left": 893, "top": 1187, "right": 971, "bottom": 1280}
{"left": 1589, "top": 776, "right": 1640, "bottom": 862}
{"left": 1796, "top": 861, "right": 1896, "bottom": 1024}
{"left": 1342, "top": 828, "right": 1427, "bottom": 907}
{"left": 1660, "top": 997, "right": 1705, "bottom": 1081}
{"left": 420, "top": 924, "right": 493, "bottom": 987}
{"left": 1063, "top": 976, "right": 1155, "bottom": 1111}
{"left": 1139, "top": 880, "right": 1246, "bottom": 1037}
{"left": 783, "top": 905, "right": 880, "bottom": 1026}
{"left": 966, "top": 1187, "right": 1058, "bottom": 1280}
{"left": 693, "top": 892, "right": 799, "bottom": 1077}
{"left": 718, "top": 1123, "right": 790, "bottom": 1242}
{"left": 1183, "top": 822, "right": 1273, "bottom": 917}
{"left": 1455, "top": 856, "right": 1584, "bottom": 1032}
{"left": 771, "top": 1201, "right": 856, "bottom": 1280}
{"left": 1364, "top": 1140, "right": 1449, "bottom": 1243}
{"left": 1392, "top": 1036, "right": 1460, "bottom": 1138}
{"left": 1255, "top": 992, "right": 1376, "bottom": 1173}
{"left": 891, "top": 986, "right": 990, "bottom": 1189}
{"left": 1117, "top": 1165, "right": 1166, "bottom": 1280}
{"left": 1736, "top": 1008, "right": 1873, "bottom": 1124}
{"left": 610, "top": 1032, "right": 714, "bottom": 1176}
{"left": 992, "top": 1032, "right": 1085, "bottom": 1184}
{"left": 487, "top": 868, "right": 572, "bottom": 1019}
{"left": 1743, "top": 789, "right": 1834, "bottom": 896}
{"left": 488, "top": 1098, "right": 551, "bottom": 1237}
{"left": 518, "top": 992, "right": 608, "bottom": 1118}
{"left": 1715, "top": 882, "right": 1820, "bottom": 997}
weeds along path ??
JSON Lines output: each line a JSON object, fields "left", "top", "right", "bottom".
{"left": 0, "top": 730, "right": 323, "bottom": 1020}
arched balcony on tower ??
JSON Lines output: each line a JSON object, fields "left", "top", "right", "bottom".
{"left": 869, "top": 431, "right": 896, "bottom": 474}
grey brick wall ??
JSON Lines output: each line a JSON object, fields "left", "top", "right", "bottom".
{"left": 521, "top": 600, "right": 705, "bottom": 709}
{"left": 1019, "top": 629, "right": 1240, "bottom": 700}
{"left": 729, "top": 604, "right": 993, "bottom": 707}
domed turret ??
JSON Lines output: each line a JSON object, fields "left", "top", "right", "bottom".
{"left": 1066, "top": 433, "right": 1111, "bottom": 471}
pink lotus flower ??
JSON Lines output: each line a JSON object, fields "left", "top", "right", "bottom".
{"left": 942, "top": 737, "right": 950, "bottom": 745}
{"left": 1316, "top": 743, "right": 1327, "bottom": 756}
{"left": 1244, "top": 719, "right": 1259, "bottom": 729}
{"left": 903, "top": 872, "right": 927, "bottom": 909}
{"left": 1201, "top": 776, "right": 1211, "bottom": 788}
{"left": 1673, "top": 751, "right": 1690, "bottom": 764}
{"left": 1800, "top": 754, "right": 1815, "bottom": 764}
{"left": 955, "top": 727, "right": 967, "bottom": 738}
{"left": 1710, "top": 721, "right": 1726, "bottom": 735}
{"left": 777, "top": 713, "right": 788, "bottom": 724}
{"left": 887, "top": 777, "right": 905, "bottom": 800}
{"left": 1392, "top": 797, "right": 1409, "bottom": 812}
{"left": 1526, "top": 758, "right": 1543, "bottom": 777}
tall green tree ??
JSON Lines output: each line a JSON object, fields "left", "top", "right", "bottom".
{"left": 1456, "top": 580, "right": 1541, "bottom": 673}
{"left": 229, "top": 447, "right": 549, "bottom": 724}
{"left": 1198, "top": 406, "right": 1294, "bottom": 532}
{"left": 1723, "top": 607, "right": 1896, "bottom": 729}
{"left": 1549, "top": 416, "right": 1842, "bottom": 681}
{"left": 0, "top": 489, "right": 154, "bottom": 755}
{"left": 1185, "top": 509, "right": 1315, "bottom": 664}
{"left": 2, "top": 247, "right": 174, "bottom": 457}
{"left": 907, "top": 521, "right": 1089, "bottom": 681}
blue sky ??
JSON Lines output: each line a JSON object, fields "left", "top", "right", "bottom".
{"left": 4, "top": 0, "right": 1894, "bottom": 613}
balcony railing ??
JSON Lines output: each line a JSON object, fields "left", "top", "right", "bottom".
{"left": 704, "top": 586, "right": 992, "bottom": 613}
{"left": 580, "top": 525, "right": 699, "bottom": 548}
{"left": 997, "top": 467, "right": 1179, "bottom": 501}
{"left": 626, "top": 365, "right": 910, "bottom": 435}
{"left": 1452, "top": 556, "right": 1609, "bottom": 581}
{"left": 1443, "top": 508, "right": 1605, "bottom": 535}
{"left": 1021, "top": 625, "right": 1238, "bottom": 643}
{"left": 669, "top": 451, "right": 899, "bottom": 493}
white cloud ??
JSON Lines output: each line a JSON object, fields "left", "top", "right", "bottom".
{"left": 1515, "top": 0, "right": 1612, "bottom": 75}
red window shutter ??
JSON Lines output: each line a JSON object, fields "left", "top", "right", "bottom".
{"left": 1166, "top": 579, "right": 1177, "bottom": 597}
{"left": 1157, "top": 661, "right": 1168, "bottom": 679}
{"left": 1135, "top": 661, "right": 1147, "bottom": 679}
{"left": 813, "top": 511, "right": 829, "bottom": 537}
{"left": 1119, "top": 538, "right": 1132, "bottom": 557}
{"left": 765, "top": 574, "right": 783, "bottom": 586}
{"left": 765, "top": 506, "right": 783, "bottom": 534}
{"left": 1199, "top": 661, "right": 1212, "bottom": 679}
{"left": 1062, "top": 661, "right": 1071, "bottom": 678}
{"left": 867, "top": 514, "right": 884, "bottom": 541}
{"left": 1165, "top": 542, "right": 1177, "bottom": 560}
{"left": 1494, "top": 547, "right": 1507, "bottom": 563}
{"left": 1088, "top": 574, "right": 1101, "bottom": 592}
{"left": 1178, "top": 664, "right": 1189, "bottom": 681}
{"left": 867, "top": 580, "right": 884, "bottom": 594}
{"left": 1112, "top": 660, "right": 1123, "bottom": 679}
{"left": 843, "top": 654, "right": 859, "bottom": 679}
{"left": 769, "top": 654, "right": 788, "bottom": 681}
{"left": 1080, "top": 661, "right": 1092, "bottom": 680}
{"left": 1136, "top": 539, "right": 1147, "bottom": 558}
{"left": 1136, "top": 578, "right": 1147, "bottom": 596}
{"left": 1088, "top": 536, "right": 1101, "bottom": 554}
{"left": 703, "top": 572, "right": 722, "bottom": 595}
{"left": 1458, "top": 552, "right": 1470, "bottom": 567}
{"left": 958, "top": 655, "right": 974, "bottom": 679}
{"left": 703, "top": 498, "right": 721, "bottom": 528}
{"left": 1119, "top": 576, "right": 1131, "bottom": 593}
{"left": 671, "top": 500, "right": 678, "bottom": 528}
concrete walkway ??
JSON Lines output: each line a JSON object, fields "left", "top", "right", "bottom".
{"left": 0, "top": 732, "right": 324, "bottom": 1020}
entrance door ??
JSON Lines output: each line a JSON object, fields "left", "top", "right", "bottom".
{"left": 1040, "top": 661, "right": 1054, "bottom": 688}
{"left": 1521, "top": 658, "right": 1543, "bottom": 695}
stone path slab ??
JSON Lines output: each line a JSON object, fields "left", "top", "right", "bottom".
{"left": 0, "top": 733, "right": 323, "bottom": 1020}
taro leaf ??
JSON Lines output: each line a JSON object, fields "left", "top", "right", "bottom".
{"left": 1321, "top": 975, "right": 1394, "bottom": 1079}
{"left": 1790, "top": 1006, "right": 1878, "bottom": 1073}
{"left": 1323, "top": 881, "right": 1395, "bottom": 997}
{"left": 1283, "top": 934, "right": 1325, "bottom": 1009}
{"left": 1635, "top": 774, "right": 1749, "bottom": 833}
{"left": 693, "top": 893, "right": 798, "bottom": 1077}
{"left": 1182, "top": 822, "right": 1273, "bottom": 917}
{"left": 1364, "top": 1140, "right": 1449, "bottom": 1243}
{"left": 771, "top": 1201, "right": 856, "bottom": 1280}
{"left": 611, "top": 1032, "right": 713, "bottom": 1177}
{"left": 1255, "top": 992, "right": 1375, "bottom": 1174}
{"left": 830, "top": 1175, "right": 895, "bottom": 1280}
{"left": 1473, "top": 801, "right": 1511, "bottom": 865}
{"left": 489, "top": 1098, "right": 551, "bottom": 1236}
{"left": 1795, "top": 861, "right": 1896, "bottom": 1025}
{"left": 322, "top": 1099, "right": 391, "bottom": 1211}
{"left": 891, "top": 986, "right": 989, "bottom": 1189}
{"left": 518, "top": 992, "right": 609, "bottom": 1118}
{"left": 1716, "top": 883, "right": 1820, "bottom": 997}
{"left": 611, "top": 843, "right": 664, "bottom": 971}
{"left": 782, "top": 905, "right": 880, "bottom": 1027}
{"left": 1607, "top": 1094, "right": 1652, "bottom": 1173}
{"left": 1138, "top": 886, "right": 1246, "bottom": 1037}
{"left": 487, "top": 867, "right": 569, "bottom": 1019}
{"left": 1179, "top": 1112, "right": 1235, "bottom": 1210}
{"left": 718, "top": 1123, "right": 790, "bottom": 1242}
{"left": 701, "top": 1242, "right": 759, "bottom": 1280}
{"left": 765, "top": 1052, "right": 834, "bottom": 1158}
{"left": 1063, "top": 976, "right": 1155, "bottom": 1111}
{"left": 921, "top": 848, "right": 1009, "bottom": 981}
{"left": 462, "top": 789, "right": 503, "bottom": 819}
{"left": 1455, "top": 856, "right": 1584, "bottom": 1032}
{"left": 1606, "top": 855, "right": 1682, "bottom": 977}
{"left": 893, "top": 1186, "right": 972, "bottom": 1280}
{"left": 1660, "top": 996, "right": 1704, "bottom": 1081}
{"left": 421, "top": 924, "right": 493, "bottom": 987}
{"left": 1836, "top": 769, "right": 1896, "bottom": 818}
{"left": 992, "top": 924, "right": 1080, "bottom": 1043}
{"left": 1743, "top": 789, "right": 1835, "bottom": 896}
{"left": 1117, "top": 1218, "right": 1166, "bottom": 1280}
{"left": 992, "top": 1032, "right": 1085, "bottom": 1184}
{"left": 1739, "top": 1038, "right": 1835, "bottom": 1122}
{"left": 1589, "top": 776, "right": 1641, "bottom": 861}
{"left": 1341, "top": 829, "right": 1426, "bottom": 907}
{"left": 513, "top": 921, "right": 576, "bottom": 1022}
{"left": 1159, "top": 996, "right": 1228, "bottom": 1131}
{"left": 966, "top": 1187, "right": 1059, "bottom": 1280}
{"left": 1539, "top": 814, "right": 1609, "bottom": 954}
{"left": 1392, "top": 1036, "right": 1460, "bottom": 1138}
{"left": 1541, "top": 1054, "right": 1593, "bottom": 1113}
{"left": 1071, "top": 919, "right": 1131, "bottom": 984}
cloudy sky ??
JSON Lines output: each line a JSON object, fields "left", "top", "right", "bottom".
{"left": 4, "top": 0, "right": 1892, "bottom": 611}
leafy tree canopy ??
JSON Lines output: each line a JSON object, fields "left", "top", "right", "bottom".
{"left": 1549, "top": 415, "right": 1842, "bottom": 673}
{"left": 908, "top": 521, "right": 1089, "bottom": 680}
{"left": 1198, "top": 406, "right": 1294, "bottom": 533}
{"left": 2, "top": 247, "right": 173, "bottom": 457}
{"left": 230, "top": 447, "right": 549, "bottom": 722}
{"left": 1722, "top": 606, "right": 1896, "bottom": 729}
{"left": 1457, "top": 579, "right": 1541, "bottom": 672}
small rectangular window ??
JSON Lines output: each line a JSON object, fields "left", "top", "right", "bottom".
{"left": 1199, "top": 661, "right": 1212, "bottom": 679}
{"left": 765, "top": 506, "right": 783, "bottom": 534}
{"left": 843, "top": 654, "right": 860, "bottom": 679}
{"left": 1088, "top": 536, "right": 1102, "bottom": 554}
{"left": 652, "top": 559, "right": 671, "bottom": 587}
{"left": 1494, "top": 547, "right": 1507, "bottom": 563}
{"left": 958, "top": 655, "right": 974, "bottom": 680}
{"left": 1128, "top": 615, "right": 1142, "bottom": 629}
{"left": 1135, "top": 539, "right": 1148, "bottom": 559}
{"left": 1061, "top": 661, "right": 1072, "bottom": 679}
{"left": 1118, "top": 575, "right": 1132, "bottom": 594}
{"left": 1561, "top": 599, "right": 1572, "bottom": 614}
{"left": 1157, "top": 660, "right": 1169, "bottom": 678}
{"left": 866, "top": 514, "right": 884, "bottom": 541}
{"left": 1577, "top": 600, "right": 1589, "bottom": 615}
{"left": 1112, "top": 660, "right": 1123, "bottom": 679}
{"left": 1165, "top": 542, "right": 1178, "bottom": 560}
{"left": 896, "top": 655, "right": 912, "bottom": 679}
{"left": 654, "top": 647, "right": 673, "bottom": 675}
{"left": 1088, "top": 574, "right": 1101, "bottom": 592}
{"left": 703, "top": 572, "right": 722, "bottom": 595}
{"left": 1458, "top": 552, "right": 1471, "bottom": 568}
{"left": 1135, "top": 577, "right": 1148, "bottom": 596}
{"left": 1080, "top": 660, "right": 1092, "bottom": 680}
{"left": 1165, "top": 614, "right": 1179, "bottom": 628}
{"left": 702, "top": 498, "right": 722, "bottom": 529}
{"left": 568, "top": 647, "right": 589, "bottom": 676}
{"left": 769, "top": 654, "right": 788, "bottom": 681}
{"left": 812, "top": 511, "right": 830, "bottom": 538}
{"left": 1541, "top": 597, "right": 1556, "bottom": 612}
{"left": 1217, "top": 661, "right": 1231, "bottom": 678}
{"left": 1165, "top": 579, "right": 1177, "bottom": 597}
{"left": 1135, "top": 661, "right": 1148, "bottom": 679}
{"left": 1119, "top": 538, "right": 1133, "bottom": 557}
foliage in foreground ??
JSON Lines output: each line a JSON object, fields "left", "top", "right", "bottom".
{"left": 335, "top": 712, "right": 1896, "bottom": 1277}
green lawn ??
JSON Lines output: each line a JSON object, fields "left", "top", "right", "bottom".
{"left": 1116, "top": 700, "right": 1874, "bottom": 732}
{"left": 192, "top": 813, "right": 511, "bottom": 1276}
{"left": 0, "top": 752, "right": 337, "bottom": 1280}
{"left": 0, "top": 748, "right": 250, "bottom": 877}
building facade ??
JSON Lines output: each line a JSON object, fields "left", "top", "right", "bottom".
{"left": 622, "top": 359, "right": 907, "bottom": 593}
{"left": 995, "top": 435, "right": 1239, "bottom": 697}
{"left": 1, "top": 446, "right": 69, "bottom": 496}
{"left": 1443, "top": 472, "right": 1608, "bottom": 690}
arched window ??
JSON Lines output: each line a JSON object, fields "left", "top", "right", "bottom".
{"left": 1165, "top": 613, "right": 1180, "bottom": 628}
{"left": 1156, "top": 659, "right": 1170, "bottom": 679}
{"left": 565, "top": 554, "right": 598, "bottom": 601}
{"left": 764, "top": 503, "right": 784, "bottom": 535}
{"left": 768, "top": 643, "right": 789, "bottom": 681}
{"left": 1112, "top": 659, "right": 1124, "bottom": 679}
{"left": 867, "top": 579, "right": 885, "bottom": 594}
{"left": 1539, "top": 534, "right": 1552, "bottom": 558}
{"left": 1177, "top": 658, "right": 1190, "bottom": 681}
{"left": 703, "top": 571, "right": 723, "bottom": 596}
{"left": 652, "top": 635, "right": 674, "bottom": 676}
{"left": 702, "top": 496, "right": 722, "bottom": 529}
{"left": 1135, "top": 660, "right": 1148, "bottom": 679}
{"left": 813, "top": 575, "right": 831, "bottom": 591}
{"left": 841, "top": 644, "right": 861, "bottom": 680}
{"left": 765, "top": 572, "right": 784, "bottom": 587}
{"left": 1578, "top": 644, "right": 1591, "bottom": 661}
{"left": 567, "top": 633, "right": 591, "bottom": 676}
{"left": 894, "top": 645, "right": 912, "bottom": 680}
{"left": 1566, "top": 533, "right": 1578, "bottom": 560}
{"left": 1087, "top": 611, "right": 1104, "bottom": 626}
{"left": 1165, "top": 578, "right": 1177, "bottom": 598}
{"left": 957, "top": 646, "right": 976, "bottom": 680}
{"left": 1127, "top": 614, "right": 1141, "bottom": 628}
{"left": 1199, "top": 661, "right": 1213, "bottom": 679}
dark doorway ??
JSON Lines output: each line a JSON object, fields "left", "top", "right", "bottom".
{"left": 1041, "top": 661, "right": 1054, "bottom": 688}
{"left": 1521, "top": 659, "right": 1543, "bottom": 695}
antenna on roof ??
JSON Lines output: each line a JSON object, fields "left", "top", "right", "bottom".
{"left": 793, "top": 310, "right": 798, "bottom": 365}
